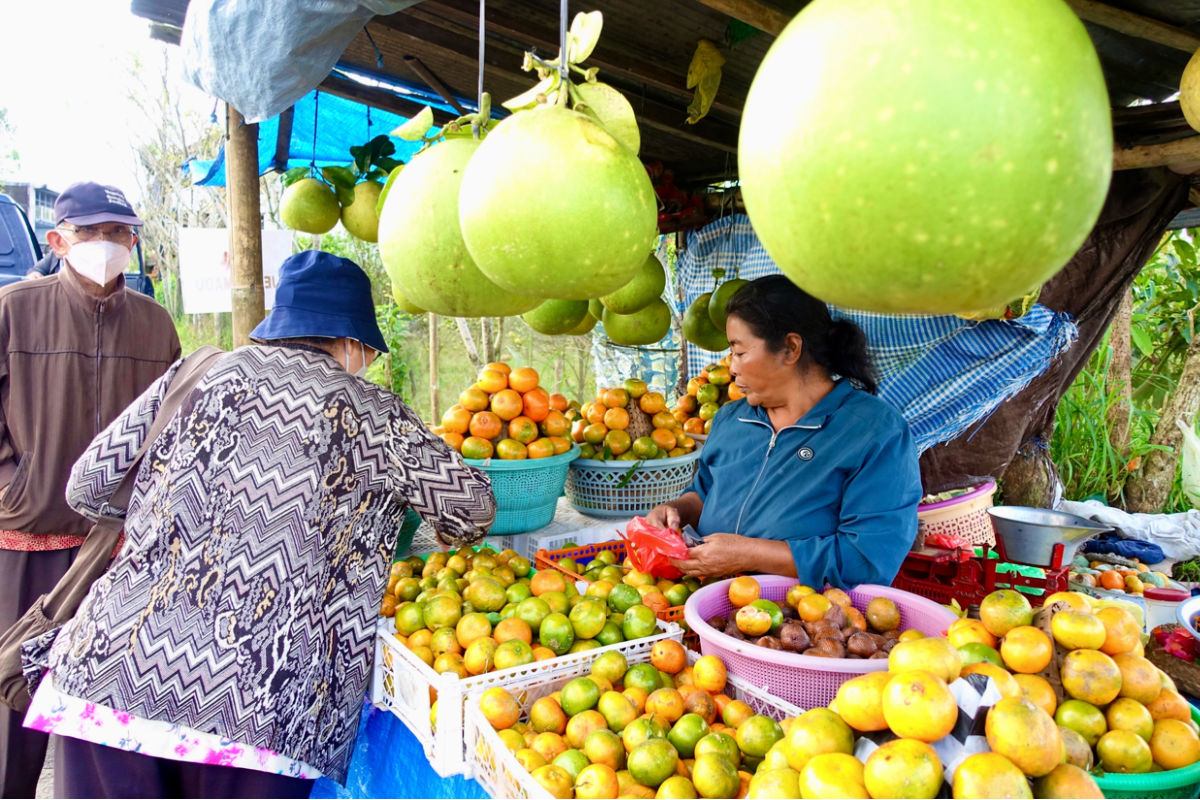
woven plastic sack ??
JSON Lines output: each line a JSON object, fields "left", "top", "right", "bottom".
{"left": 1177, "top": 416, "right": 1200, "bottom": 509}
{"left": 619, "top": 517, "right": 688, "bottom": 579}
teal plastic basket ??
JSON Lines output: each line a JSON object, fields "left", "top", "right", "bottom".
{"left": 563, "top": 449, "right": 701, "bottom": 518}
{"left": 394, "top": 509, "right": 422, "bottom": 559}
{"left": 464, "top": 444, "right": 579, "bottom": 535}
{"left": 1094, "top": 705, "right": 1200, "bottom": 798}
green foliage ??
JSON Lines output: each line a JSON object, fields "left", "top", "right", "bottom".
{"left": 1051, "top": 230, "right": 1196, "bottom": 511}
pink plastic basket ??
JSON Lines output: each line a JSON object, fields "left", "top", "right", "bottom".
{"left": 683, "top": 575, "right": 958, "bottom": 711}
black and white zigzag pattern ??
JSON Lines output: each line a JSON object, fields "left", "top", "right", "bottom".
{"left": 51, "top": 345, "right": 495, "bottom": 781}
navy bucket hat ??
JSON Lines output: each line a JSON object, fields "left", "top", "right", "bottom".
{"left": 250, "top": 250, "right": 388, "bottom": 353}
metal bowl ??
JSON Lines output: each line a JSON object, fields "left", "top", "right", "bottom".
{"left": 987, "top": 506, "right": 1112, "bottom": 567}
{"left": 1177, "top": 594, "right": 1200, "bottom": 640}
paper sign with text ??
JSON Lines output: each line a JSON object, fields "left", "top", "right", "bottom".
{"left": 179, "top": 228, "right": 293, "bottom": 314}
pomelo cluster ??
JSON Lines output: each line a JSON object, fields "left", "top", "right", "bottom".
{"left": 572, "top": 378, "right": 698, "bottom": 462}
{"left": 672, "top": 357, "right": 741, "bottom": 437}
{"left": 382, "top": 545, "right": 663, "bottom": 679}
{"left": 280, "top": 177, "right": 383, "bottom": 242}
{"left": 434, "top": 362, "right": 578, "bottom": 461}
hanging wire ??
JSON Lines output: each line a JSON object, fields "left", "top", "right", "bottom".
{"left": 311, "top": 92, "right": 320, "bottom": 169}
{"left": 559, "top": 0, "right": 569, "bottom": 81}
{"left": 477, "top": 0, "right": 486, "bottom": 110}
{"left": 364, "top": 26, "right": 384, "bottom": 69}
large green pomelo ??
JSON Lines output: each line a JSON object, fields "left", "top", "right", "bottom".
{"left": 392, "top": 285, "right": 426, "bottom": 315}
{"left": 602, "top": 299, "right": 671, "bottom": 346}
{"left": 281, "top": 178, "right": 341, "bottom": 234}
{"left": 683, "top": 293, "right": 730, "bottom": 352}
{"left": 459, "top": 106, "right": 658, "bottom": 300}
{"left": 523, "top": 299, "right": 590, "bottom": 335}
{"left": 378, "top": 138, "right": 540, "bottom": 317}
{"left": 566, "top": 312, "right": 599, "bottom": 336}
{"left": 588, "top": 299, "right": 605, "bottom": 320}
{"left": 708, "top": 278, "right": 749, "bottom": 329}
{"left": 600, "top": 254, "right": 666, "bottom": 314}
{"left": 341, "top": 181, "right": 382, "bottom": 242}
{"left": 738, "top": 0, "right": 1112, "bottom": 314}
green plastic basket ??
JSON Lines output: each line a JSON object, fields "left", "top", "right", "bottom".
{"left": 394, "top": 509, "right": 422, "bottom": 559}
{"left": 464, "top": 444, "right": 579, "bottom": 535}
{"left": 1094, "top": 705, "right": 1200, "bottom": 798}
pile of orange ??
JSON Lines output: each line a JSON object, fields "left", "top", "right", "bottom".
{"left": 434, "top": 362, "right": 577, "bottom": 460}
{"left": 672, "top": 355, "right": 741, "bottom": 436}
{"left": 1069, "top": 555, "right": 1171, "bottom": 596}
{"left": 571, "top": 377, "right": 698, "bottom": 461}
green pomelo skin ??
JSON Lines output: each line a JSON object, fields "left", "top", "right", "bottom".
{"left": 523, "top": 299, "right": 590, "bottom": 335}
{"left": 708, "top": 278, "right": 749, "bottom": 329}
{"left": 602, "top": 299, "right": 672, "bottom": 346}
{"left": 683, "top": 293, "right": 730, "bottom": 352}
{"left": 341, "top": 181, "right": 382, "bottom": 242}
{"left": 391, "top": 285, "right": 426, "bottom": 314}
{"left": 281, "top": 178, "right": 341, "bottom": 234}
{"left": 378, "top": 138, "right": 540, "bottom": 317}
{"left": 565, "top": 312, "right": 599, "bottom": 336}
{"left": 600, "top": 254, "right": 667, "bottom": 314}
{"left": 588, "top": 299, "right": 605, "bottom": 320}
{"left": 459, "top": 106, "right": 658, "bottom": 300}
{"left": 738, "top": 0, "right": 1112, "bottom": 314}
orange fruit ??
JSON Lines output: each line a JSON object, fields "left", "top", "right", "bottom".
{"left": 603, "top": 387, "right": 630, "bottom": 408}
{"left": 1000, "top": 625, "right": 1054, "bottom": 674}
{"left": 651, "top": 427, "right": 678, "bottom": 451}
{"left": 822, "top": 588, "right": 852, "bottom": 608}
{"left": 865, "top": 597, "right": 900, "bottom": 632}
{"left": 651, "top": 639, "right": 688, "bottom": 675}
{"left": 985, "top": 697, "right": 1063, "bottom": 777}
{"left": 440, "top": 431, "right": 464, "bottom": 451}
{"left": 951, "top": 752, "right": 1031, "bottom": 799}
{"left": 833, "top": 671, "right": 892, "bottom": 732}
{"left": 1150, "top": 719, "right": 1200, "bottom": 770}
{"left": 1145, "top": 688, "right": 1192, "bottom": 721}
{"left": 476, "top": 368, "right": 509, "bottom": 393}
{"left": 979, "top": 589, "right": 1033, "bottom": 638}
{"left": 509, "top": 416, "right": 540, "bottom": 444}
{"left": 585, "top": 403, "right": 606, "bottom": 425}
{"left": 1096, "top": 606, "right": 1140, "bottom": 655}
{"left": 548, "top": 393, "right": 568, "bottom": 411}
{"left": 797, "top": 753, "right": 867, "bottom": 799}
{"left": 1099, "top": 570, "right": 1126, "bottom": 590}
{"left": 721, "top": 700, "right": 754, "bottom": 729}
{"left": 603, "top": 429, "right": 631, "bottom": 455}
{"left": 683, "top": 417, "right": 705, "bottom": 434}
{"left": 460, "top": 386, "right": 490, "bottom": 412}
{"left": 1031, "top": 764, "right": 1103, "bottom": 800}
{"left": 531, "top": 570, "right": 568, "bottom": 596}
{"left": 582, "top": 423, "right": 608, "bottom": 445}
{"left": 547, "top": 436, "right": 572, "bottom": 455}
{"left": 645, "top": 688, "right": 685, "bottom": 723}
{"left": 441, "top": 404, "right": 472, "bottom": 434}
{"left": 1042, "top": 591, "right": 1094, "bottom": 613}
{"left": 469, "top": 410, "right": 503, "bottom": 439}
{"left": 797, "top": 593, "right": 832, "bottom": 623}
{"left": 684, "top": 691, "right": 718, "bottom": 725}
{"left": 862, "top": 738, "right": 942, "bottom": 800}
{"left": 540, "top": 409, "right": 569, "bottom": 437}
{"left": 485, "top": 361, "right": 512, "bottom": 376}
{"left": 1060, "top": 649, "right": 1122, "bottom": 706}
{"left": 494, "top": 617, "right": 533, "bottom": 645}
{"left": 1013, "top": 674, "right": 1057, "bottom": 717}
{"left": 727, "top": 383, "right": 744, "bottom": 401}
{"left": 460, "top": 436, "right": 493, "bottom": 460}
{"left": 1050, "top": 610, "right": 1107, "bottom": 651}
{"left": 881, "top": 670, "right": 958, "bottom": 743}
{"left": 639, "top": 392, "right": 667, "bottom": 414}
{"left": 1096, "top": 729, "right": 1153, "bottom": 773}
{"left": 1106, "top": 697, "right": 1154, "bottom": 742}
{"left": 508, "top": 366, "right": 539, "bottom": 393}
{"left": 960, "top": 662, "right": 1021, "bottom": 700}
{"left": 843, "top": 606, "right": 867, "bottom": 632}
{"left": 727, "top": 577, "right": 760, "bottom": 608}
{"left": 1114, "top": 653, "right": 1163, "bottom": 705}
{"left": 604, "top": 407, "right": 630, "bottom": 430}
{"left": 495, "top": 439, "right": 528, "bottom": 460}
{"left": 947, "top": 618, "right": 997, "bottom": 649}
{"left": 479, "top": 687, "right": 521, "bottom": 729}
{"left": 521, "top": 387, "right": 551, "bottom": 422}
{"left": 491, "top": 389, "right": 525, "bottom": 421}
{"left": 692, "top": 655, "right": 727, "bottom": 693}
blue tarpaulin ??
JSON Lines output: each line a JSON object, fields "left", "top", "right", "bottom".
{"left": 185, "top": 69, "right": 473, "bottom": 186}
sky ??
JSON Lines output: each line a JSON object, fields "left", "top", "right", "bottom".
{"left": 3, "top": 0, "right": 214, "bottom": 201}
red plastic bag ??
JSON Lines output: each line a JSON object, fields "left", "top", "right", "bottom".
{"left": 925, "top": 532, "right": 972, "bottom": 550}
{"left": 619, "top": 517, "right": 689, "bottom": 579}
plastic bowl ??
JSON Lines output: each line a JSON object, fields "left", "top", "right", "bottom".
{"left": 683, "top": 575, "right": 958, "bottom": 710}
{"left": 987, "top": 506, "right": 1111, "bottom": 566}
{"left": 1177, "top": 593, "right": 1200, "bottom": 640}
{"left": 1094, "top": 704, "right": 1200, "bottom": 798}
{"left": 464, "top": 444, "right": 579, "bottom": 534}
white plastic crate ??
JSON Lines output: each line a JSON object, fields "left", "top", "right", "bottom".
{"left": 465, "top": 649, "right": 804, "bottom": 798}
{"left": 370, "top": 617, "right": 684, "bottom": 777}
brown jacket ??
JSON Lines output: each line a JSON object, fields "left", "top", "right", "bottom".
{"left": 0, "top": 266, "right": 180, "bottom": 536}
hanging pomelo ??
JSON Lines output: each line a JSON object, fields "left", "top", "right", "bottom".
{"left": 739, "top": 0, "right": 1112, "bottom": 314}
{"left": 341, "top": 181, "right": 382, "bottom": 242}
{"left": 523, "top": 299, "right": 590, "bottom": 335}
{"left": 683, "top": 293, "right": 730, "bottom": 352}
{"left": 281, "top": 178, "right": 341, "bottom": 235}
{"left": 601, "top": 299, "right": 672, "bottom": 346}
{"left": 600, "top": 254, "right": 667, "bottom": 314}
{"left": 459, "top": 105, "right": 658, "bottom": 300}
{"left": 708, "top": 278, "right": 749, "bottom": 329}
{"left": 378, "top": 138, "right": 540, "bottom": 318}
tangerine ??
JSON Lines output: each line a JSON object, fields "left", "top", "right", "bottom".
{"left": 604, "top": 406, "right": 630, "bottom": 430}
{"left": 509, "top": 416, "right": 539, "bottom": 444}
{"left": 495, "top": 438, "right": 527, "bottom": 460}
{"left": 603, "top": 388, "right": 630, "bottom": 408}
{"left": 651, "top": 639, "right": 688, "bottom": 675}
{"left": 522, "top": 387, "right": 551, "bottom": 422}
{"left": 865, "top": 597, "right": 900, "bottom": 632}
{"left": 479, "top": 687, "right": 521, "bottom": 729}
{"left": 881, "top": 671, "right": 958, "bottom": 743}
{"left": 1150, "top": 718, "right": 1200, "bottom": 770}
{"left": 640, "top": 392, "right": 667, "bottom": 414}
{"left": 485, "top": 361, "right": 512, "bottom": 376}
{"left": 797, "top": 593, "right": 833, "bottom": 622}
{"left": 947, "top": 618, "right": 997, "bottom": 649}
{"left": 442, "top": 404, "right": 472, "bottom": 434}
{"left": 540, "top": 409, "right": 569, "bottom": 437}
{"left": 797, "top": 753, "right": 868, "bottom": 799}
{"left": 508, "top": 367, "right": 539, "bottom": 393}
{"left": 985, "top": 697, "right": 1063, "bottom": 777}
{"left": 1145, "top": 687, "right": 1192, "bottom": 721}
{"left": 1030, "top": 763, "right": 1103, "bottom": 800}
{"left": 692, "top": 655, "right": 727, "bottom": 693}
{"left": 1114, "top": 652, "right": 1162, "bottom": 705}
{"left": 603, "top": 429, "right": 632, "bottom": 455}
{"left": 727, "top": 576, "right": 761, "bottom": 608}
{"left": 959, "top": 662, "right": 1021, "bottom": 700}
{"left": 491, "top": 389, "right": 525, "bottom": 421}
{"left": 1099, "top": 570, "right": 1126, "bottom": 591}
{"left": 494, "top": 617, "right": 533, "bottom": 645}
{"left": 1106, "top": 697, "right": 1154, "bottom": 742}
{"left": 1000, "top": 625, "right": 1054, "bottom": 674}
{"left": 460, "top": 387, "right": 490, "bottom": 412}
{"left": 979, "top": 589, "right": 1033, "bottom": 638}
{"left": 1060, "top": 649, "right": 1122, "bottom": 706}
{"left": 476, "top": 368, "right": 509, "bottom": 394}
{"left": 1095, "top": 606, "right": 1140, "bottom": 655}
{"left": 548, "top": 392, "right": 568, "bottom": 411}
{"left": 1013, "top": 674, "right": 1057, "bottom": 717}
{"left": 527, "top": 438, "right": 556, "bottom": 459}
{"left": 1096, "top": 729, "right": 1153, "bottom": 773}
{"left": 951, "top": 752, "right": 1032, "bottom": 799}
{"left": 833, "top": 670, "right": 892, "bottom": 732}
{"left": 440, "top": 431, "right": 464, "bottom": 451}
{"left": 1050, "top": 610, "right": 1107, "bottom": 651}
{"left": 863, "top": 738, "right": 942, "bottom": 800}
{"left": 460, "top": 436, "right": 493, "bottom": 460}
{"left": 469, "top": 410, "right": 503, "bottom": 439}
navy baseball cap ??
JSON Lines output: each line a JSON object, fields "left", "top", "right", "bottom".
{"left": 250, "top": 250, "right": 388, "bottom": 353}
{"left": 54, "top": 182, "right": 143, "bottom": 227}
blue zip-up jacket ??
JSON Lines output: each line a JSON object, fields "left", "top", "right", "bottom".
{"left": 686, "top": 379, "right": 920, "bottom": 589}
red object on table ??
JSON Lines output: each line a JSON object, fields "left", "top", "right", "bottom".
{"left": 619, "top": 517, "right": 689, "bottom": 579}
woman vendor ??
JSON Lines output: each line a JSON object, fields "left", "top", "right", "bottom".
{"left": 645, "top": 275, "right": 919, "bottom": 588}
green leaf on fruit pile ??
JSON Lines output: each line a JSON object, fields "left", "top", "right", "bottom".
{"left": 393, "top": 106, "right": 434, "bottom": 141}
{"left": 566, "top": 11, "right": 604, "bottom": 64}
{"left": 686, "top": 40, "right": 725, "bottom": 125}
{"left": 574, "top": 81, "right": 640, "bottom": 154}
{"left": 377, "top": 164, "right": 405, "bottom": 217}
{"left": 615, "top": 460, "right": 643, "bottom": 489}
{"left": 280, "top": 166, "right": 311, "bottom": 188}
{"left": 502, "top": 74, "right": 561, "bottom": 112}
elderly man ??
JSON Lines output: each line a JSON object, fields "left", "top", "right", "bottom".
{"left": 0, "top": 181, "right": 180, "bottom": 796}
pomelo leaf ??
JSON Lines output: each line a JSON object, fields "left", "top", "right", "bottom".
{"left": 567, "top": 11, "right": 604, "bottom": 64}
{"left": 320, "top": 165, "right": 358, "bottom": 191}
{"left": 280, "top": 166, "right": 310, "bottom": 188}
{"left": 376, "top": 164, "right": 404, "bottom": 217}
{"left": 502, "top": 75, "right": 559, "bottom": 112}
{"left": 392, "top": 106, "right": 434, "bottom": 141}
{"left": 574, "top": 81, "right": 640, "bottom": 155}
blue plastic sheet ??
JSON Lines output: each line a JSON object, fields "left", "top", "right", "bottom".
{"left": 310, "top": 701, "right": 488, "bottom": 800}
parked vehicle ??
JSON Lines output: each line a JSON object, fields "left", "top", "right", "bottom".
{"left": 0, "top": 192, "right": 42, "bottom": 287}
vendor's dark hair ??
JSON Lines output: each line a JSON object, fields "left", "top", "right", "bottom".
{"left": 724, "top": 275, "right": 878, "bottom": 394}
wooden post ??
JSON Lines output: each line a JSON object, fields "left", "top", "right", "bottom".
{"left": 429, "top": 313, "right": 440, "bottom": 421}
{"left": 225, "top": 104, "right": 266, "bottom": 347}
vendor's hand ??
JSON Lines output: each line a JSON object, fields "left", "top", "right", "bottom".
{"left": 669, "top": 533, "right": 746, "bottom": 578}
{"left": 645, "top": 502, "right": 680, "bottom": 532}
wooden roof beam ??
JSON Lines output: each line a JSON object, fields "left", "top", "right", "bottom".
{"left": 692, "top": 0, "right": 789, "bottom": 36}
{"left": 1114, "top": 135, "right": 1200, "bottom": 170}
{"left": 1065, "top": 0, "right": 1200, "bottom": 54}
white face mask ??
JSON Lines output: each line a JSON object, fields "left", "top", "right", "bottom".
{"left": 66, "top": 240, "right": 130, "bottom": 286}
{"left": 344, "top": 339, "right": 370, "bottom": 378}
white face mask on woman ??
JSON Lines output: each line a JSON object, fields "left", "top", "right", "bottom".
{"left": 344, "top": 339, "right": 369, "bottom": 378}
{"left": 66, "top": 240, "right": 131, "bottom": 286}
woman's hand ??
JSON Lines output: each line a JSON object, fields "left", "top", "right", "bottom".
{"left": 645, "top": 501, "right": 681, "bottom": 531}
{"left": 669, "top": 533, "right": 747, "bottom": 578}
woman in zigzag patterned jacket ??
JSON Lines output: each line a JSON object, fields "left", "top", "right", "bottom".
{"left": 21, "top": 251, "right": 497, "bottom": 798}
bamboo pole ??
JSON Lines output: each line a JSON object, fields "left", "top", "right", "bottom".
{"left": 1113, "top": 136, "right": 1200, "bottom": 170}
{"left": 225, "top": 104, "right": 266, "bottom": 348}
{"left": 429, "top": 313, "right": 440, "bottom": 421}
{"left": 691, "top": 0, "right": 788, "bottom": 35}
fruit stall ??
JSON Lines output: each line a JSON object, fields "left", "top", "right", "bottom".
{"left": 133, "top": 0, "right": 1200, "bottom": 797}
